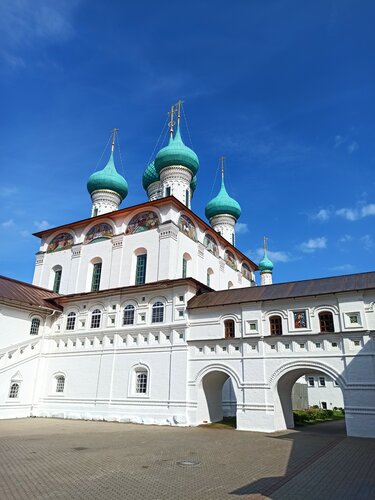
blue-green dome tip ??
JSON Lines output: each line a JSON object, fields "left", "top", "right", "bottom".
{"left": 87, "top": 152, "right": 128, "bottom": 200}
{"left": 142, "top": 160, "right": 159, "bottom": 190}
{"left": 154, "top": 125, "right": 199, "bottom": 176}
{"left": 259, "top": 252, "right": 274, "bottom": 273}
{"left": 205, "top": 178, "right": 241, "bottom": 220}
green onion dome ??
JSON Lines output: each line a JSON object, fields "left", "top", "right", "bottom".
{"left": 154, "top": 126, "right": 199, "bottom": 176}
{"left": 87, "top": 151, "right": 128, "bottom": 201}
{"left": 142, "top": 160, "right": 159, "bottom": 190}
{"left": 190, "top": 175, "right": 197, "bottom": 192}
{"left": 259, "top": 252, "right": 274, "bottom": 273}
{"left": 205, "top": 178, "right": 241, "bottom": 220}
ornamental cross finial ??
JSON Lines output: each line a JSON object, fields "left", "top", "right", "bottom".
{"left": 220, "top": 155, "right": 225, "bottom": 181}
{"left": 111, "top": 128, "right": 119, "bottom": 152}
{"left": 168, "top": 104, "right": 176, "bottom": 138}
{"left": 175, "top": 99, "right": 184, "bottom": 126}
{"left": 263, "top": 236, "right": 268, "bottom": 253}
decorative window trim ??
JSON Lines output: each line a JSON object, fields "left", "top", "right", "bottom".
{"left": 52, "top": 373, "right": 66, "bottom": 395}
{"left": 90, "top": 309, "right": 102, "bottom": 329}
{"left": 343, "top": 311, "right": 363, "bottom": 329}
{"left": 151, "top": 300, "right": 165, "bottom": 324}
{"left": 289, "top": 309, "right": 311, "bottom": 332}
{"left": 66, "top": 312, "right": 76, "bottom": 331}
{"left": 30, "top": 317, "right": 41, "bottom": 336}
{"left": 123, "top": 304, "right": 136, "bottom": 326}
{"left": 245, "top": 320, "right": 259, "bottom": 335}
{"left": 128, "top": 363, "right": 150, "bottom": 398}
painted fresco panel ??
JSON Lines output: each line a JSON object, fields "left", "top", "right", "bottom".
{"left": 178, "top": 215, "right": 197, "bottom": 241}
{"left": 203, "top": 234, "right": 219, "bottom": 257}
{"left": 126, "top": 211, "right": 159, "bottom": 235}
{"left": 225, "top": 250, "right": 237, "bottom": 270}
{"left": 47, "top": 233, "right": 74, "bottom": 253}
{"left": 84, "top": 223, "right": 113, "bottom": 244}
{"left": 294, "top": 310, "right": 307, "bottom": 328}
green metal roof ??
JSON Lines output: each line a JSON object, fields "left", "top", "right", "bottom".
{"left": 87, "top": 151, "right": 128, "bottom": 200}
{"left": 142, "top": 160, "right": 159, "bottom": 190}
{"left": 205, "top": 178, "right": 241, "bottom": 220}
{"left": 155, "top": 125, "right": 199, "bottom": 176}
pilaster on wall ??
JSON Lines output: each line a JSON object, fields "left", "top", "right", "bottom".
{"left": 157, "top": 222, "right": 179, "bottom": 281}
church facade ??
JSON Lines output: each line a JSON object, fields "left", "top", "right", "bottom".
{"left": 0, "top": 112, "right": 374, "bottom": 438}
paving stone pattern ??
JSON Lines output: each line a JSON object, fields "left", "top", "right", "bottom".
{"left": 0, "top": 418, "right": 374, "bottom": 499}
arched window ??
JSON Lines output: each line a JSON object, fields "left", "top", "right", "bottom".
{"left": 224, "top": 319, "right": 235, "bottom": 338}
{"left": 135, "top": 253, "right": 147, "bottom": 285}
{"left": 30, "top": 318, "right": 40, "bottom": 336}
{"left": 91, "top": 309, "right": 101, "bottom": 329}
{"left": 135, "top": 370, "right": 148, "bottom": 394}
{"left": 123, "top": 305, "right": 135, "bottom": 325}
{"left": 270, "top": 315, "right": 283, "bottom": 335}
{"left": 91, "top": 262, "right": 102, "bottom": 291}
{"left": 319, "top": 311, "right": 335, "bottom": 333}
{"left": 9, "top": 383, "right": 20, "bottom": 399}
{"left": 152, "top": 302, "right": 164, "bottom": 323}
{"left": 55, "top": 375, "right": 65, "bottom": 393}
{"left": 66, "top": 312, "right": 76, "bottom": 331}
{"left": 53, "top": 266, "right": 62, "bottom": 293}
{"left": 182, "top": 253, "right": 191, "bottom": 279}
{"left": 228, "top": 281, "right": 234, "bottom": 289}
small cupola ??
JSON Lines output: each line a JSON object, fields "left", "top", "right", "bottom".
{"left": 87, "top": 129, "right": 128, "bottom": 216}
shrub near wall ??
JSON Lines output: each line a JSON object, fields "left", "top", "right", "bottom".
{"left": 293, "top": 407, "right": 345, "bottom": 424}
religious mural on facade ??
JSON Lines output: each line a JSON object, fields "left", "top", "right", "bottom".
{"left": 294, "top": 310, "right": 307, "bottom": 328}
{"left": 241, "top": 263, "right": 251, "bottom": 280}
{"left": 126, "top": 211, "right": 160, "bottom": 235}
{"left": 47, "top": 233, "right": 74, "bottom": 253}
{"left": 203, "top": 233, "right": 219, "bottom": 257}
{"left": 178, "top": 215, "right": 197, "bottom": 241}
{"left": 84, "top": 223, "right": 113, "bottom": 244}
{"left": 225, "top": 250, "right": 237, "bottom": 270}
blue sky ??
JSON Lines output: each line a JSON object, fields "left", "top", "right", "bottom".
{"left": 0, "top": 0, "right": 374, "bottom": 285}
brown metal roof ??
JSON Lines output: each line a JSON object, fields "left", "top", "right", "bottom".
{"left": 187, "top": 271, "right": 375, "bottom": 309}
{"left": 0, "top": 276, "right": 62, "bottom": 311}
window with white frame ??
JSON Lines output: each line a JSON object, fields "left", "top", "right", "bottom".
{"left": 9, "top": 382, "right": 20, "bottom": 398}
{"left": 90, "top": 309, "right": 101, "bottom": 329}
{"left": 30, "top": 318, "right": 40, "bottom": 335}
{"left": 345, "top": 312, "right": 362, "bottom": 327}
{"left": 307, "top": 376, "right": 315, "bottom": 387}
{"left": 55, "top": 375, "right": 65, "bottom": 393}
{"left": 123, "top": 305, "right": 135, "bottom": 325}
{"left": 135, "top": 370, "right": 148, "bottom": 394}
{"left": 318, "top": 376, "right": 326, "bottom": 387}
{"left": 152, "top": 302, "right": 164, "bottom": 323}
{"left": 66, "top": 312, "right": 76, "bottom": 330}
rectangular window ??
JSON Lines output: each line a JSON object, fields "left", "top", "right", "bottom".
{"left": 321, "top": 402, "right": 327, "bottom": 410}
{"left": 206, "top": 272, "right": 210, "bottom": 287}
{"left": 53, "top": 270, "right": 62, "bottom": 293}
{"left": 308, "top": 377, "right": 315, "bottom": 387}
{"left": 182, "top": 258, "right": 187, "bottom": 278}
{"left": 224, "top": 320, "right": 235, "bottom": 338}
{"left": 185, "top": 189, "right": 190, "bottom": 207}
{"left": 135, "top": 254, "right": 147, "bottom": 285}
{"left": 319, "top": 377, "right": 326, "bottom": 387}
{"left": 91, "top": 263, "right": 102, "bottom": 292}
{"left": 136, "top": 372, "right": 148, "bottom": 394}
{"left": 165, "top": 186, "right": 171, "bottom": 197}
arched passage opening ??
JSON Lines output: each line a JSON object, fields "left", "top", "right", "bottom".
{"left": 197, "top": 370, "right": 238, "bottom": 426}
{"left": 274, "top": 367, "right": 346, "bottom": 434}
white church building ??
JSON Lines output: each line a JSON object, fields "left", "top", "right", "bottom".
{"left": 0, "top": 109, "right": 374, "bottom": 438}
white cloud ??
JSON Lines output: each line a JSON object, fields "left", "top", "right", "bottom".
{"left": 299, "top": 237, "right": 327, "bottom": 253}
{"left": 247, "top": 248, "right": 292, "bottom": 263}
{"left": 34, "top": 220, "right": 50, "bottom": 231}
{"left": 0, "top": 186, "right": 18, "bottom": 197}
{"left": 0, "top": 1, "right": 82, "bottom": 67}
{"left": 19, "top": 230, "right": 30, "bottom": 238}
{"left": 336, "top": 203, "right": 375, "bottom": 221}
{"left": 361, "top": 234, "right": 374, "bottom": 251}
{"left": 236, "top": 222, "right": 248, "bottom": 234}
{"left": 334, "top": 135, "right": 345, "bottom": 148}
{"left": 330, "top": 264, "right": 355, "bottom": 273}
{"left": 1, "top": 219, "right": 15, "bottom": 229}
{"left": 348, "top": 141, "right": 359, "bottom": 153}
{"left": 338, "top": 234, "right": 352, "bottom": 244}
{"left": 312, "top": 209, "right": 331, "bottom": 222}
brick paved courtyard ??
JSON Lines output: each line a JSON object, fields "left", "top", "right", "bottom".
{"left": 0, "top": 418, "right": 374, "bottom": 499}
